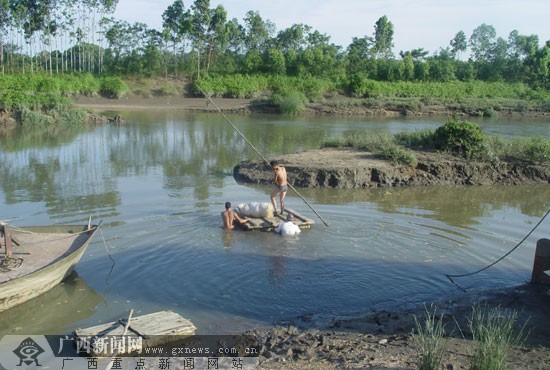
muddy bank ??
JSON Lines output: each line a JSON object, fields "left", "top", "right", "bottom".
{"left": 234, "top": 148, "right": 550, "bottom": 188}
{"left": 249, "top": 284, "right": 550, "bottom": 369}
{"left": 73, "top": 94, "right": 550, "bottom": 119}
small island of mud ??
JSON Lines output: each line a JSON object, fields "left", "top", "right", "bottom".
{"left": 234, "top": 148, "right": 550, "bottom": 188}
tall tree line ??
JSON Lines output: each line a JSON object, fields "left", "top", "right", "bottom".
{"left": 1, "top": 0, "right": 548, "bottom": 89}
{"left": 0, "top": 0, "right": 118, "bottom": 74}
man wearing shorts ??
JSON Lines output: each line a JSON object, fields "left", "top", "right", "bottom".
{"left": 221, "top": 201, "right": 250, "bottom": 230}
{"left": 270, "top": 160, "right": 288, "bottom": 215}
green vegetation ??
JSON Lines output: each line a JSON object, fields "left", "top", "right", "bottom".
{"left": 412, "top": 304, "right": 528, "bottom": 370}
{"left": 413, "top": 306, "right": 447, "bottom": 370}
{"left": 467, "top": 305, "right": 526, "bottom": 370}
{"left": 0, "top": 73, "right": 110, "bottom": 125}
{"left": 272, "top": 91, "right": 308, "bottom": 115}
{"left": 323, "top": 118, "right": 550, "bottom": 165}
{"left": 99, "top": 76, "right": 129, "bottom": 99}
{"left": 0, "top": 1, "right": 548, "bottom": 125}
{"left": 433, "top": 119, "right": 487, "bottom": 159}
{"left": 322, "top": 131, "right": 418, "bottom": 165}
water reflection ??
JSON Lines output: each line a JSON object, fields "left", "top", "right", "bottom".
{"left": 1, "top": 113, "right": 549, "bottom": 335}
{"left": 0, "top": 272, "right": 103, "bottom": 334}
{"left": 275, "top": 184, "right": 550, "bottom": 228}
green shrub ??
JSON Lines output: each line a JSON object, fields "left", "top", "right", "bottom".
{"left": 481, "top": 106, "right": 498, "bottom": 117}
{"left": 380, "top": 144, "right": 417, "bottom": 166}
{"left": 154, "top": 83, "right": 179, "bottom": 96}
{"left": 521, "top": 137, "right": 550, "bottom": 164}
{"left": 434, "top": 118, "right": 487, "bottom": 159}
{"left": 272, "top": 91, "right": 308, "bottom": 114}
{"left": 54, "top": 107, "right": 87, "bottom": 125}
{"left": 16, "top": 107, "right": 54, "bottom": 126}
{"left": 100, "top": 77, "right": 129, "bottom": 99}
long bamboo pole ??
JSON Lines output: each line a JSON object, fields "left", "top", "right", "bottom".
{"left": 199, "top": 90, "right": 329, "bottom": 227}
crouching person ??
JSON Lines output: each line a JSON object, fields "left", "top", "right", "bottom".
{"left": 275, "top": 214, "right": 301, "bottom": 236}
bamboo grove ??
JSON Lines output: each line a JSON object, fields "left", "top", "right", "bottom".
{"left": 0, "top": 0, "right": 549, "bottom": 92}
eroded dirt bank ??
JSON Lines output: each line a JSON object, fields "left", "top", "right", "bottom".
{"left": 234, "top": 148, "right": 550, "bottom": 188}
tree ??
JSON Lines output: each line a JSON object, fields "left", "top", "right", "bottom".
{"left": 469, "top": 23, "right": 496, "bottom": 62}
{"left": 190, "top": 0, "right": 211, "bottom": 78}
{"left": 429, "top": 48, "right": 456, "bottom": 81}
{"left": 346, "top": 36, "right": 373, "bottom": 75}
{"left": 205, "top": 4, "right": 227, "bottom": 74}
{"left": 263, "top": 47, "right": 285, "bottom": 74}
{"left": 450, "top": 30, "right": 467, "bottom": 60}
{"left": 0, "top": 0, "right": 10, "bottom": 73}
{"left": 373, "top": 15, "right": 394, "bottom": 59}
{"left": 162, "top": 0, "right": 188, "bottom": 76}
{"left": 400, "top": 51, "right": 414, "bottom": 80}
{"left": 525, "top": 41, "right": 550, "bottom": 88}
{"left": 243, "top": 10, "right": 274, "bottom": 54}
{"left": 225, "top": 17, "right": 245, "bottom": 54}
{"left": 275, "top": 23, "right": 309, "bottom": 52}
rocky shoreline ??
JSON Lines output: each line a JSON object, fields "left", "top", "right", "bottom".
{"left": 234, "top": 147, "right": 550, "bottom": 188}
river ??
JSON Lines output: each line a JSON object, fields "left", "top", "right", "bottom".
{"left": 1, "top": 112, "right": 549, "bottom": 335}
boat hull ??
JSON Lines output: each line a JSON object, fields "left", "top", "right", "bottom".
{"left": 0, "top": 224, "right": 100, "bottom": 312}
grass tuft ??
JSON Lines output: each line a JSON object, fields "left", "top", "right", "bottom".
{"left": 467, "top": 305, "right": 527, "bottom": 370}
{"left": 413, "top": 305, "right": 447, "bottom": 370}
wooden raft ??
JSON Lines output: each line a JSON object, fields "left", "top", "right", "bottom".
{"left": 237, "top": 207, "right": 314, "bottom": 231}
{"left": 74, "top": 310, "right": 196, "bottom": 348}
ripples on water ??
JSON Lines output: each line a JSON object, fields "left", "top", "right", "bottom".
{"left": 64, "top": 183, "right": 549, "bottom": 334}
{"left": 1, "top": 114, "right": 549, "bottom": 335}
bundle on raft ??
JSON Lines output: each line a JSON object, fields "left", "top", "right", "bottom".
{"left": 234, "top": 202, "right": 314, "bottom": 231}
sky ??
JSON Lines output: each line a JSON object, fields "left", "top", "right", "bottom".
{"left": 113, "top": 0, "right": 550, "bottom": 54}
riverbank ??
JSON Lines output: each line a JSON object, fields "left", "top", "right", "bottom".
{"left": 250, "top": 283, "right": 550, "bottom": 369}
{"left": 234, "top": 147, "right": 550, "bottom": 188}
{"left": 73, "top": 94, "right": 550, "bottom": 119}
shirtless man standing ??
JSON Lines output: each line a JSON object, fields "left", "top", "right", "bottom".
{"left": 270, "top": 160, "right": 288, "bottom": 215}
{"left": 221, "top": 202, "right": 249, "bottom": 230}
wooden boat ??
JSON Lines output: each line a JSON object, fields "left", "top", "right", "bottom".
{"left": 0, "top": 221, "right": 101, "bottom": 312}
{"left": 237, "top": 208, "right": 314, "bottom": 231}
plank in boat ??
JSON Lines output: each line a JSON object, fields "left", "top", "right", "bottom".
{"left": 74, "top": 310, "right": 196, "bottom": 351}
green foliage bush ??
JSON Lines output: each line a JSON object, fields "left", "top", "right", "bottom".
{"left": 512, "top": 137, "right": 550, "bottom": 164}
{"left": 15, "top": 107, "right": 54, "bottom": 126}
{"left": 380, "top": 144, "right": 417, "bottom": 166}
{"left": 433, "top": 118, "right": 487, "bottom": 159}
{"left": 154, "top": 83, "right": 179, "bottom": 96}
{"left": 193, "top": 74, "right": 270, "bottom": 98}
{"left": 272, "top": 91, "right": 308, "bottom": 114}
{"left": 193, "top": 74, "right": 334, "bottom": 101}
{"left": 100, "top": 77, "right": 129, "bottom": 99}
{"left": 344, "top": 77, "right": 542, "bottom": 102}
